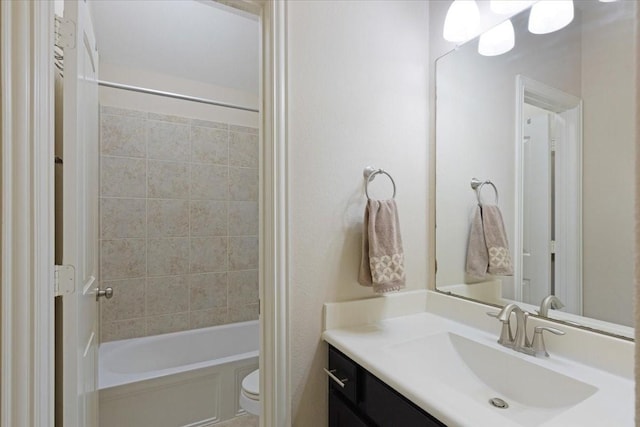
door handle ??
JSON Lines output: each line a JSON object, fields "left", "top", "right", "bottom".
{"left": 96, "top": 287, "right": 114, "bottom": 300}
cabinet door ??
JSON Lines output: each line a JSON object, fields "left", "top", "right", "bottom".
{"left": 361, "top": 372, "right": 445, "bottom": 427}
{"left": 329, "top": 389, "right": 370, "bottom": 427}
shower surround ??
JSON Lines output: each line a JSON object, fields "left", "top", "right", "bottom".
{"left": 99, "top": 105, "right": 259, "bottom": 342}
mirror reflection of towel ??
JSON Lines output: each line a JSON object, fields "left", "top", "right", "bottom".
{"left": 465, "top": 204, "right": 513, "bottom": 278}
{"left": 358, "top": 199, "right": 406, "bottom": 293}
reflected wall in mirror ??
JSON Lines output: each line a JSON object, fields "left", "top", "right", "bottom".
{"left": 435, "top": 0, "right": 637, "bottom": 338}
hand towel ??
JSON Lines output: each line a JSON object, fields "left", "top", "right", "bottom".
{"left": 358, "top": 199, "right": 406, "bottom": 293}
{"left": 482, "top": 204, "right": 513, "bottom": 276}
{"left": 465, "top": 204, "right": 513, "bottom": 277}
{"left": 465, "top": 205, "right": 489, "bottom": 278}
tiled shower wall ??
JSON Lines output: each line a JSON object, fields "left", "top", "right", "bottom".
{"left": 99, "top": 106, "right": 259, "bottom": 342}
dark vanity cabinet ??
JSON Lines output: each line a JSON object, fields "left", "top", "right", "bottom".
{"left": 327, "top": 345, "right": 446, "bottom": 427}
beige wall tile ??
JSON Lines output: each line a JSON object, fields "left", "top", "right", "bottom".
{"left": 192, "top": 119, "right": 227, "bottom": 129}
{"left": 146, "top": 312, "right": 190, "bottom": 335}
{"left": 100, "top": 278, "right": 146, "bottom": 322}
{"left": 228, "top": 270, "right": 258, "bottom": 307}
{"left": 101, "top": 318, "right": 146, "bottom": 342}
{"left": 229, "top": 167, "right": 258, "bottom": 201}
{"left": 100, "top": 198, "right": 146, "bottom": 239}
{"left": 146, "top": 276, "right": 189, "bottom": 316}
{"left": 148, "top": 112, "right": 190, "bottom": 124}
{"left": 100, "top": 114, "right": 146, "bottom": 157}
{"left": 147, "top": 199, "right": 190, "bottom": 237}
{"left": 190, "top": 200, "right": 227, "bottom": 236}
{"left": 101, "top": 156, "right": 146, "bottom": 198}
{"left": 190, "top": 308, "right": 228, "bottom": 329}
{"left": 191, "top": 163, "right": 228, "bottom": 200}
{"left": 101, "top": 239, "right": 146, "bottom": 280}
{"left": 229, "top": 132, "right": 258, "bottom": 168}
{"left": 147, "top": 238, "right": 189, "bottom": 276}
{"left": 148, "top": 160, "right": 189, "bottom": 199}
{"left": 228, "top": 201, "right": 258, "bottom": 236}
{"left": 191, "top": 126, "right": 228, "bottom": 165}
{"left": 101, "top": 105, "right": 147, "bottom": 118}
{"left": 190, "top": 237, "right": 228, "bottom": 273}
{"left": 99, "top": 110, "right": 262, "bottom": 340}
{"left": 229, "top": 125, "right": 258, "bottom": 135}
{"left": 190, "top": 272, "right": 227, "bottom": 311}
{"left": 228, "top": 304, "right": 259, "bottom": 323}
{"left": 147, "top": 120, "right": 190, "bottom": 161}
{"left": 229, "top": 236, "right": 258, "bottom": 271}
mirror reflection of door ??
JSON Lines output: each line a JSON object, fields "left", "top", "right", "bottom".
{"left": 517, "top": 76, "right": 582, "bottom": 315}
{"left": 522, "top": 106, "right": 552, "bottom": 307}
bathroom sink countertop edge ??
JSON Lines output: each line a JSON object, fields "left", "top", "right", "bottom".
{"left": 322, "top": 311, "right": 634, "bottom": 427}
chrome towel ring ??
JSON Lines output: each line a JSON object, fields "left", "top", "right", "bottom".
{"left": 470, "top": 177, "right": 499, "bottom": 205}
{"left": 364, "top": 166, "right": 396, "bottom": 200}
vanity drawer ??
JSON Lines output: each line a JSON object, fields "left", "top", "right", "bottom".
{"left": 327, "top": 346, "right": 359, "bottom": 404}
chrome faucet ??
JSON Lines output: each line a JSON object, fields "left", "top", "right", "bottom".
{"left": 538, "top": 295, "right": 565, "bottom": 317}
{"left": 488, "top": 302, "right": 565, "bottom": 357}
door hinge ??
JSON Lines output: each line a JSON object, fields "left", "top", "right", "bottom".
{"left": 550, "top": 139, "right": 557, "bottom": 152}
{"left": 550, "top": 240, "right": 557, "bottom": 254}
{"left": 55, "top": 17, "right": 76, "bottom": 49}
{"left": 54, "top": 265, "right": 76, "bottom": 297}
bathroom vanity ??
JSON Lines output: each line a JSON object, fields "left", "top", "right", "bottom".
{"left": 323, "top": 290, "right": 634, "bottom": 427}
{"left": 327, "top": 345, "right": 444, "bottom": 426}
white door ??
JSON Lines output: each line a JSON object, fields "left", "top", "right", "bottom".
{"left": 522, "top": 109, "right": 552, "bottom": 306}
{"left": 62, "top": 0, "right": 100, "bottom": 425}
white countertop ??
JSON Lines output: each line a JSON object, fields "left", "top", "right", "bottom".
{"left": 323, "top": 310, "right": 633, "bottom": 427}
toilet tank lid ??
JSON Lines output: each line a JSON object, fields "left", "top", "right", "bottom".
{"left": 242, "top": 369, "right": 260, "bottom": 396}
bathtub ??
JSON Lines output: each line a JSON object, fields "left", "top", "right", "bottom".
{"left": 99, "top": 320, "right": 259, "bottom": 427}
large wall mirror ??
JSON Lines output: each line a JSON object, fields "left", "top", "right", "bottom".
{"left": 435, "top": 0, "right": 637, "bottom": 339}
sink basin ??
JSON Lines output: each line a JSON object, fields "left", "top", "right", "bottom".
{"left": 387, "top": 332, "right": 598, "bottom": 426}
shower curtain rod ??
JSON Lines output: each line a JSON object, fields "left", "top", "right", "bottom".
{"left": 97, "top": 80, "right": 260, "bottom": 113}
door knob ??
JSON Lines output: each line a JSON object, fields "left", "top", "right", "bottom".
{"left": 96, "top": 287, "right": 114, "bottom": 300}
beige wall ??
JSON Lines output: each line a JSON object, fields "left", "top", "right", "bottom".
{"left": 97, "top": 65, "right": 261, "bottom": 341}
{"left": 287, "top": 1, "right": 430, "bottom": 424}
{"left": 581, "top": 3, "right": 637, "bottom": 326}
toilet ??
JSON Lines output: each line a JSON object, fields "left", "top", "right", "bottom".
{"left": 239, "top": 369, "right": 261, "bottom": 416}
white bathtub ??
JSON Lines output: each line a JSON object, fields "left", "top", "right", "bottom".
{"left": 99, "top": 320, "right": 259, "bottom": 427}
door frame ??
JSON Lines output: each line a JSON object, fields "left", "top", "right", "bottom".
{"left": 1, "top": 1, "right": 56, "bottom": 426}
{"left": 0, "top": 1, "right": 290, "bottom": 426}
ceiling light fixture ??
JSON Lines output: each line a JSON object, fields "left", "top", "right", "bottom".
{"left": 478, "top": 19, "right": 515, "bottom": 56}
{"left": 528, "top": 0, "right": 575, "bottom": 35}
{"left": 443, "top": 0, "right": 481, "bottom": 43}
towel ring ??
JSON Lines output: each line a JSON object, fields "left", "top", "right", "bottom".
{"left": 470, "top": 177, "right": 499, "bottom": 205}
{"left": 364, "top": 167, "right": 396, "bottom": 200}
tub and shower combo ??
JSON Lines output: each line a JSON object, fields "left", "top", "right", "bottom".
{"left": 99, "top": 321, "right": 259, "bottom": 427}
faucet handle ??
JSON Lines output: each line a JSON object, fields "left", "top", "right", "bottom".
{"left": 487, "top": 312, "right": 513, "bottom": 347}
{"left": 531, "top": 326, "right": 565, "bottom": 357}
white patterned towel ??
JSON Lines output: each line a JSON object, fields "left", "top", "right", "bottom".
{"left": 358, "top": 199, "right": 406, "bottom": 293}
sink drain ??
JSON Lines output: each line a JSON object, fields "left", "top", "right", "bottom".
{"left": 489, "top": 397, "right": 509, "bottom": 409}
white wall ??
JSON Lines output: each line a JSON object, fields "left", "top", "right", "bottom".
{"left": 99, "top": 62, "right": 258, "bottom": 127}
{"left": 287, "top": 1, "right": 429, "bottom": 424}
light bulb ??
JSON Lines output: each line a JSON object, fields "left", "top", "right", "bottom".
{"left": 528, "top": 0, "right": 574, "bottom": 35}
{"left": 478, "top": 19, "right": 515, "bottom": 56}
{"left": 443, "top": 0, "right": 481, "bottom": 43}
{"left": 489, "top": 0, "right": 535, "bottom": 15}
{"left": 598, "top": 0, "right": 618, "bottom": 2}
